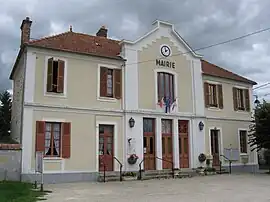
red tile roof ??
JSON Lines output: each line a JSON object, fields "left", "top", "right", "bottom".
{"left": 27, "top": 31, "right": 123, "bottom": 60}
{"left": 201, "top": 59, "right": 257, "bottom": 85}
{"left": 11, "top": 30, "right": 256, "bottom": 85}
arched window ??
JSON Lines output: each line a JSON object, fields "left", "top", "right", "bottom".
{"left": 157, "top": 72, "right": 174, "bottom": 101}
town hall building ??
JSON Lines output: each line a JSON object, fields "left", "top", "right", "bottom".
{"left": 10, "top": 17, "right": 258, "bottom": 183}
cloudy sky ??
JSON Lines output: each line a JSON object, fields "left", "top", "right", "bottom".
{"left": 0, "top": 0, "right": 270, "bottom": 100}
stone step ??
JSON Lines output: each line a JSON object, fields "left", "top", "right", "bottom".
{"left": 98, "top": 175, "right": 122, "bottom": 182}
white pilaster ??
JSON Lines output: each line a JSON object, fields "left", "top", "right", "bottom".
{"left": 21, "top": 107, "right": 33, "bottom": 173}
{"left": 125, "top": 114, "right": 143, "bottom": 171}
{"left": 123, "top": 44, "right": 139, "bottom": 110}
{"left": 191, "top": 60, "right": 205, "bottom": 117}
{"left": 173, "top": 119, "right": 179, "bottom": 169}
{"left": 156, "top": 117, "right": 162, "bottom": 170}
{"left": 191, "top": 118, "right": 206, "bottom": 168}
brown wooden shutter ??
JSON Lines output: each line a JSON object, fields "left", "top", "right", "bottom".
{"left": 233, "top": 87, "right": 238, "bottom": 111}
{"left": 244, "top": 89, "right": 250, "bottom": 111}
{"left": 36, "top": 121, "right": 45, "bottom": 152}
{"left": 46, "top": 58, "right": 54, "bottom": 92}
{"left": 217, "top": 84, "right": 223, "bottom": 109}
{"left": 204, "top": 82, "right": 209, "bottom": 107}
{"left": 57, "top": 59, "right": 65, "bottom": 93}
{"left": 62, "top": 122, "right": 71, "bottom": 158}
{"left": 114, "top": 69, "right": 121, "bottom": 99}
{"left": 100, "top": 67, "right": 107, "bottom": 97}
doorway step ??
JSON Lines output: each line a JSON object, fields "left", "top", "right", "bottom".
{"left": 98, "top": 171, "right": 122, "bottom": 182}
{"left": 140, "top": 169, "right": 197, "bottom": 180}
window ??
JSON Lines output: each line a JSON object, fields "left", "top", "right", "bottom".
{"left": 143, "top": 118, "right": 154, "bottom": 133}
{"left": 161, "top": 119, "right": 172, "bottom": 134}
{"left": 239, "top": 130, "right": 247, "bottom": 153}
{"left": 204, "top": 82, "right": 223, "bottom": 109}
{"left": 233, "top": 87, "right": 250, "bottom": 111}
{"left": 47, "top": 58, "right": 65, "bottom": 94}
{"left": 157, "top": 72, "right": 174, "bottom": 101}
{"left": 100, "top": 67, "right": 121, "bottom": 99}
{"left": 36, "top": 121, "right": 71, "bottom": 158}
{"left": 45, "top": 122, "right": 61, "bottom": 157}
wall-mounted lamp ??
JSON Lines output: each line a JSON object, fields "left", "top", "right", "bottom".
{"left": 198, "top": 121, "right": 204, "bottom": 131}
{"left": 129, "top": 117, "right": 135, "bottom": 128}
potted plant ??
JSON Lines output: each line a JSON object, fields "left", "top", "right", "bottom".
{"left": 204, "top": 167, "right": 216, "bottom": 175}
{"left": 123, "top": 172, "right": 137, "bottom": 181}
{"left": 127, "top": 154, "right": 138, "bottom": 165}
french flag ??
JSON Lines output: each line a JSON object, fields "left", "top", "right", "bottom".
{"left": 158, "top": 97, "right": 164, "bottom": 108}
{"left": 171, "top": 98, "right": 177, "bottom": 111}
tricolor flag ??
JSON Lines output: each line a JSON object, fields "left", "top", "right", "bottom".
{"left": 158, "top": 97, "right": 164, "bottom": 108}
{"left": 171, "top": 98, "right": 177, "bottom": 111}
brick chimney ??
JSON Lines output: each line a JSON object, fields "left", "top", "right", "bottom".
{"left": 96, "top": 25, "right": 107, "bottom": 37}
{"left": 20, "top": 17, "right": 32, "bottom": 46}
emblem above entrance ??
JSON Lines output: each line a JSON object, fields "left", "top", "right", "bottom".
{"left": 160, "top": 45, "right": 171, "bottom": 57}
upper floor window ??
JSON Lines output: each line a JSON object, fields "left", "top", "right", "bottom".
{"left": 204, "top": 82, "right": 223, "bottom": 109}
{"left": 239, "top": 130, "right": 247, "bottom": 153}
{"left": 157, "top": 72, "right": 174, "bottom": 101}
{"left": 100, "top": 67, "right": 121, "bottom": 99}
{"left": 47, "top": 58, "right": 65, "bottom": 94}
{"left": 233, "top": 87, "right": 250, "bottom": 111}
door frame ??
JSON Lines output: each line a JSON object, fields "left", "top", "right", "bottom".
{"left": 96, "top": 121, "right": 118, "bottom": 172}
{"left": 178, "top": 120, "right": 190, "bottom": 168}
{"left": 143, "top": 118, "right": 156, "bottom": 171}
{"left": 208, "top": 127, "right": 224, "bottom": 164}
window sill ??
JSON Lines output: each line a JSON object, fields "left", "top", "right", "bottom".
{"left": 235, "top": 110, "right": 250, "bottom": 114}
{"left": 240, "top": 153, "right": 248, "bottom": 156}
{"left": 97, "top": 97, "right": 118, "bottom": 102}
{"left": 207, "top": 107, "right": 222, "bottom": 111}
{"left": 44, "top": 92, "right": 67, "bottom": 98}
{"left": 43, "top": 157, "right": 63, "bottom": 161}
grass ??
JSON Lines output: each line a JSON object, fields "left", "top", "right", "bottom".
{"left": 0, "top": 181, "right": 48, "bottom": 202}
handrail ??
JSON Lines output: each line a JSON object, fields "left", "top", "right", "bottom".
{"left": 113, "top": 156, "right": 123, "bottom": 182}
{"left": 220, "top": 154, "right": 232, "bottom": 174}
{"left": 138, "top": 157, "right": 175, "bottom": 180}
{"left": 138, "top": 158, "right": 145, "bottom": 180}
{"left": 155, "top": 157, "right": 175, "bottom": 178}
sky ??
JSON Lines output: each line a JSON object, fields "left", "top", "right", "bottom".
{"left": 0, "top": 0, "right": 270, "bottom": 100}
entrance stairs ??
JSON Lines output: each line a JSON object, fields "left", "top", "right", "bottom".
{"left": 98, "top": 169, "right": 197, "bottom": 182}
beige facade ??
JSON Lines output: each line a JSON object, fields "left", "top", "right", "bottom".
{"left": 205, "top": 119, "right": 256, "bottom": 165}
{"left": 138, "top": 37, "right": 193, "bottom": 112}
{"left": 203, "top": 75, "right": 253, "bottom": 120}
{"left": 30, "top": 109, "right": 123, "bottom": 173}
{"left": 33, "top": 49, "right": 124, "bottom": 110}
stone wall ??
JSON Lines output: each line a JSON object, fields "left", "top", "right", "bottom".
{"left": 0, "top": 144, "right": 21, "bottom": 181}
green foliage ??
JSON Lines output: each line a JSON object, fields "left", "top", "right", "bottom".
{"left": 0, "top": 181, "right": 47, "bottom": 202}
{"left": 248, "top": 100, "right": 270, "bottom": 151}
{"left": 0, "top": 91, "right": 12, "bottom": 141}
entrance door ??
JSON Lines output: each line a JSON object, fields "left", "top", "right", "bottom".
{"left": 210, "top": 129, "right": 219, "bottom": 166}
{"left": 162, "top": 119, "right": 173, "bottom": 169}
{"left": 99, "top": 125, "right": 114, "bottom": 171}
{"left": 143, "top": 118, "right": 156, "bottom": 170}
{"left": 179, "top": 120, "right": 189, "bottom": 168}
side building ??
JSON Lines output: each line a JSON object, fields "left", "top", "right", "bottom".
{"left": 10, "top": 18, "right": 257, "bottom": 183}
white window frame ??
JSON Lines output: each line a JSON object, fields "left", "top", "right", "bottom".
{"left": 154, "top": 69, "right": 178, "bottom": 111}
{"left": 233, "top": 85, "right": 249, "bottom": 113}
{"left": 238, "top": 128, "right": 248, "bottom": 155}
{"left": 44, "top": 56, "right": 68, "bottom": 98}
{"left": 42, "top": 118, "right": 66, "bottom": 160}
{"left": 97, "top": 64, "right": 121, "bottom": 102}
{"left": 204, "top": 80, "right": 222, "bottom": 111}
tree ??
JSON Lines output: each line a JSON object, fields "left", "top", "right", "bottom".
{"left": 0, "top": 90, "right": 12, "bottom": 140}
{"left": 248, "top": 100, "right": 270, "bottom": 151}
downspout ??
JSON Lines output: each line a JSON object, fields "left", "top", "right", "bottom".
{"left": 122, "top": 59, "right": 127, "bottom": 172}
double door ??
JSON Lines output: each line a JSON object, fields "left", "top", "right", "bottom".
{"left": 162, "top": 119, "right": 173, "bottom": 169}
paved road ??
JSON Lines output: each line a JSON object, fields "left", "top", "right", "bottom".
{"left": 45, "top": 174, "right": 270, "bottom": 202}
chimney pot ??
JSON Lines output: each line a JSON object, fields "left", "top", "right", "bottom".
{"left": 96, "top": 25, "right": 108, "bottom": 37}
{"left": 20, "top": 17, "right": 32, "bottom": 46}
